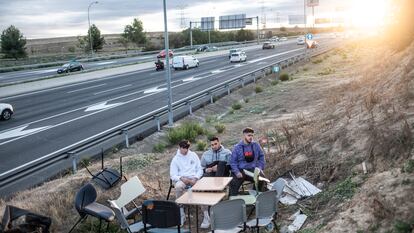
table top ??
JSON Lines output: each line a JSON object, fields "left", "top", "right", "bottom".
{"left": 176, "top": 191, "right": 226, "bottom": 206}
{"left": 191, "top": 177, "right": 233, "bottom": 191}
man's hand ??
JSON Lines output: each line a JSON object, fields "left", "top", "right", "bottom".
{"left": 206, "top": 167, "right": 213, "bottom": 173}
{"left": 180, "top": 177, "right": 190, "bottom": 185}
{"left": 236, "top": 173, "right": 243, "bottom": 178}
{"left": 211, "top": 165, "right": 218, "bottom": 172}
{"left": 189, "top": 178, "right": 198, "bottom": 186}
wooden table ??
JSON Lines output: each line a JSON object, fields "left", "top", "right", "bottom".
{"left": 176, "top": 192, "right": 226, "bottom": 232}
{"left": 191, "top": 177, "right": 233, "bottom": 192}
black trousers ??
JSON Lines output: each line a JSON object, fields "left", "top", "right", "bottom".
{"left": 229, "top": 169, "right": 266, "bottom": 196}
{"left": 203, "top": 162, "right": 230, "bottom": 177}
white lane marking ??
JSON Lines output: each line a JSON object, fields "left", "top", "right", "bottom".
{"left": 94, "top": 84, "right": 132, "bottom": 95}
{"left": 234, "top": 64, "right": 244, "bottom": 67}
{"left": 182, "top": 77, "right": 199, "bottom": 82}
{"left": 144, "top": 87, "right": 167, "bottom": 94}
{"left": 211, "top": 70, "right": 223, "bottom": 74}
{"left": 67, "top": 83, "right": 107, "bottom": 93}
{"left": 24, "top": 69, "right": 57, "bottom": 74}
{"left": 96, "top": 61, "right": 115, "bottom": 65}
{"left": 85, "top": 101, "right": 123, "bottom": 112}
{"left": 0, "top": 125, "right": 51, "bottom": 140}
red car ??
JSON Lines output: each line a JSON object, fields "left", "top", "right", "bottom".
{"left": 157, "top": 49, "right": 174, "bottom": 58}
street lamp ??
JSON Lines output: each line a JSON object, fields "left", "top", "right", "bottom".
{"left": 88, "top": 1, "right": 98, "bottom": 57}
{"left": 163, "top": 0, "right": 173, "bottom": 126}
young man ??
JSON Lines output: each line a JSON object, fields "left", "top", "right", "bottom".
{"left": 170, "top": 140, "right": 203, "bottom": 224}
{"left": 198, "top": 136, "right": 232, "bottom": 229}
{"left": 200, "top": 136, "right": 232, "bottom": 177}
{"left": 229, "top": 127, "right": 266, "bottom": 196}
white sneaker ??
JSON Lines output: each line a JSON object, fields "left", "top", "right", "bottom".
{"left": 200, "top": 214, "right": 210, "bottom": 229}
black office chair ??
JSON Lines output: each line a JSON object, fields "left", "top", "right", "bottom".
{"left": 166, "top": 179, "right": 174, "bottom": 200}
{"left": 142, "top": 200, "right": 190, "bottom": 233}
{"left": 68, "top": 183, "right": 115, "bottom": 233}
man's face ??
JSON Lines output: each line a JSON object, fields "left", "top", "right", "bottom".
{"left": 210, "top": 139, "right": 221, "bottom": 151}
{"left": 179, "top": 147, "right": 188, "bottom": 155}
{"left": 243, "top": 132, "right": 254, "bottom": 143}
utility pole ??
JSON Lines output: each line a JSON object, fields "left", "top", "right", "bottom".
{"left": 87, "top": 1, "right": 98, "bottom": 57}
{"left": 163, "top": 0, "right": 173, "bottom": 126}
{"left": 189, "top": 21, "right": 193, "bottom": 49}
{"left": 256, "top": 16, "right": 259, "bottom": 44}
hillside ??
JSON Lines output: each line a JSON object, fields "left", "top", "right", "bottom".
{"left": 0, "top": 39, "right": 413, "bottom": 233}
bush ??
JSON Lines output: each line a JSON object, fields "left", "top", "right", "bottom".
{"left": 244, "top": 98, "right": 249, "bottom": 103}
{"left": 232, "top": 103, "right": 242, "bottom": 110}
{"left": 312, "top": 59, "right": 323, "bottom": 64}
{"left": 303, "top": 67, "right": 308, "bottom": 72}
{"left": 255, "top": 86, "right": 263, "bottom": 93}
{"left": 279, "top": 73, "right": 289, "bottom": 81}
{"left": 153, "top": 143, "right": 166, "bottom": 153}
{"left": 215, "top": 123, "right": 226, "bottom": 134}
{"left": 318, "top": 68, "right": 335, "bottom": 76}
{"left": 196, "top": 140, "right": 207, "bottom": 151}
{"left": 167, "top": 121, "right": 205, "bottom": 144}
{"left": 271, "top": 80, "right": 279, "bottom": 86}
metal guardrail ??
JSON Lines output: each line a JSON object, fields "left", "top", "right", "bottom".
{"left": 0, "top": 42, "right": 338, "bottom": 193}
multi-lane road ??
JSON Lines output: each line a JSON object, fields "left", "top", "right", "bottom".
{"left": 0, "top": 36, "right": 338, "bottom": 195}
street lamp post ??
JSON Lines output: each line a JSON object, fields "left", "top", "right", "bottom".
{"left": 163, "top": 0, "right": 173, "bottom": 126}
{"left": 88, "top": 1, "right": 98, "bottom": 57}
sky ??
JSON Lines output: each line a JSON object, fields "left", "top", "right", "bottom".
{"left": 0, "top": 0, "right": 351, "bottom": 39}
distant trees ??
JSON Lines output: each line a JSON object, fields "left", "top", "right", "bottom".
{"left": 1, "top": 25, "right": 27, "bottom": 59}
{"left": 78, "top": 24, "right": 105, "bottom": 53}
{"left": 122, "top": 18, "right": 147, "bottom": 48}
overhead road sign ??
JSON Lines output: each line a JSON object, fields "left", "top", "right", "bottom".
{"left": 307, "top": 0, "right": 319, "bottom": 7}
{"left": 245, "top": 17, "right": 253, "bottom": 25}
{"left": 288, "top": 15, "right": 305, "bottom": 25}
{"left": 219, "top": 14, "right": 246, "bottom": 29}
{"left": 201, "top": 17, "right": 215, "bottom": 31}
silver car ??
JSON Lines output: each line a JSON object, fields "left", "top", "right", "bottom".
{"left": 0, "top": 103, "right": 13, "bottom": 121}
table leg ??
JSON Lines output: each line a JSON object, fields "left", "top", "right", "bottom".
{"left": 187, "top": 206, "right": 191, "bottom": 230}
{"left": 196, "top": 206, "right": 199, "bottom": 233}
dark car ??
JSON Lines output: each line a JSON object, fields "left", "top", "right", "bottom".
{"left": 262, "top": 42, "right": 275, "bottom": 49}
{"left": 57, "top": 61, "right": 84, "bottom": 74}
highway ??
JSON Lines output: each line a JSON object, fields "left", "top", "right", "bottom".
{"left": 0, "top": 37, "right": 338, "bottom": 195}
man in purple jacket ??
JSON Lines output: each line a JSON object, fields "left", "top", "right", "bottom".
{"left": 229, "top": 127, "right": 266, "bottom": 196}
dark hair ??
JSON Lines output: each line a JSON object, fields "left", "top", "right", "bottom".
{"left": 242, "top": 127, "right": 254, "bottom": 134}
{"left": 209, "top": 136, "right": 219, "bottom": 142}
{"left": 178, "top": 140, "right": 191, "bottom": 149}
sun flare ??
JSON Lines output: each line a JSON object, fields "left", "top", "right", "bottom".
{"left": 347, "top": 0, "right": 389, "bottom": 30}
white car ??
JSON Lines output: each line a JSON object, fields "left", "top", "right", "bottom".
{"left": 172, "top": 56, "right": 199, "bottom": 70}
{"left": 228, "top": 48, "right": 242, "bottom": 59}
{"left": 230, "top": 51, "right": 247, "bottom": 63}
{"left": 297, "top": 36, "right": 305, "bottom": 45}
{"left": 279, "top": 37, "right": 288, "bottom": 41}
{"left": 0, "top": 103, "right": 14, "bottom": 121}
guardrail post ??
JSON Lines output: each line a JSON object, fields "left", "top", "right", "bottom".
{"left": 252, "top": 74, "right": 256, "bottom": 83}
{"left": 68, "top": 152, "right": 77, "bottom": 174}
{"left": 155, "top": 116, "right": 161, "bottom": 132}
{"left": 187, "top": 101, "right": 193, "bottom": 115}
{"left": 121, "top": 129, "right": 129, "bottom": 148}
{"left": 241, "top": 78, "right": 245, "bottom": 87}
{"left": 262, "top": 70, "right": 266, "bottom": 79}
{"left": 209, "top": 93, "right": 214, "bottom": 104}
{"left": 226, "top": 85, "right": 231, "bottom": 95}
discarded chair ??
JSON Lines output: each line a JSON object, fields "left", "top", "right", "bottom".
{"left": 69, "top": 183, "right": 115, "bottom": 233}
{"left": 246, "top": 190, "right": 278, "bottom": 233}
{"left": 0, "top": 205, "right": 51, "bottom": 233}
{"left": 210, "top": 199, "right": 247, "bottom": 233}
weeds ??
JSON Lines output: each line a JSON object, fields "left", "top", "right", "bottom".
{"left": 393, "top": 219, "right": 413, "bottom": 233}
{"left": 232, "top": 102, "right": 242, "bottom": 110}
{"left": 255, "top": 86, "right": 263, "bottom": 93}
{"left": 401, "top": 159, "right": 414, "bottom": 173}
{"left": 312, "top": 59, "right": 323, "bottom": 64}
{"left": 196, "top": 140, "right": 207, "bottom": 151}
{"left": 303, "top": 67, "right": 309, "bottom": 72}
{"left": 153, "top": 143, "right": 166, "bottom": 153}
{"left": 271, "top": 80, "right": 279, "bottom": 86}
{"left": 214, "top": 123, "right": 226, "bottom": 134}
{"left": 318, "top": 68, "right": 335, "bottom": 76}
{"left": 167, "top": 121, "right": 205, "bottom": 144}
{"left": 316, "top": 177, "right": 358, "bottom": 205}
{"left": 124, "top": 154, "right": 156, "bottom": 171}
{"left": 244, "top": 97, "right": 249, "bottom": 103}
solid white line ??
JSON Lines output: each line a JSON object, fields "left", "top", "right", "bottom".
{"left": 67, "top": 83, "right": 107, "bottom": 93}
{"left": 93, "top": 84, "right": 132, "bottom": 95}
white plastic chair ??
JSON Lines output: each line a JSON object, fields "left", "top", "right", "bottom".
{"left": 109, "top": 200, "right": 145, "bottom": 233}
{"left": 110, "top": 176, "right": 146, "bottom": 219}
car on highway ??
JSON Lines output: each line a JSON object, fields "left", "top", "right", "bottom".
{"left": 230, "top": 51, "right": 247, "bottom": 63}
{"left": 262, "top": 42, "right": 276, "bottom": 49}
{"left": 0, "top": 103, "right": 14, "bottom": 121}
{"left": 279, "top": 37, "right": 288, "bottom": 41}
{"left": 57, "top": 61, "right": 84, "bottom": 74}
{"left": 205, "top": 46, "right": 219, "bottom": 52}
{"left": 196, "top": 45, "right": 219, "bottom": 52}
{"left": 228, "top": 48, "right": 242, "bottom": 59}
{"left": 297, "top": 36, "right": 305, "bottom": 45}
{"left": 172, "top": 55, "right": 199, "bottom": 70}
{"left": 270, "top": 36, "right": 279, "bottom": 42}
{"left": 157, "top": 49, "right": 174, "bottom": 58}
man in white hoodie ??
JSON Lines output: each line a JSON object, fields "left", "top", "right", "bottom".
{"left": 170, "top": 140, "right": 203, "bottom": 225}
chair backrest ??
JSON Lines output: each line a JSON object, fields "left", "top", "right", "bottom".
{"left": 142, "top": 200, "right": 181, "bottom": 229}
{"left": 255, "top": 190, "right": 277, "bottom": 219}
{"left": 75, "top": 183, "right": 97, "bottom": 216}
{"left": 108, "top": 200, "right": 130, "bottom": 230}
{"left": 114, "top": 176, "right": 146, "bottom": 208}
{"left": 272, "top": 178, "right": 286, "bottom": 198}
{"left": 210, "top": 199, "right": 246, "bottom": 230}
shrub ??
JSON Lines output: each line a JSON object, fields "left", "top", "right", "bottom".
{"left": 196, "top": 140, "right": 207, "bottom": 151}
{"left": 303, "top": 67, "right": 308, "bottom": 72}
{"left": 402, "top": 159, "right": 414, "bottom": 173}
{"left": 232, "top": 103, "right": 242, "bottom": 110}
{"left": 244, "top": 98, "right": 249, "bottom": 103}
{"left": 167, "top": 121, "right": 205, "bottom": 144}
{"left": 153, "top": 143, "right": 166, "bottom": 153}
{"left": 279, "top": 73, "right": 289, "bottom": 81}
{"left": 255, "top": 86, "right": 263, "bottom": 93}
{"left": 318, "top": 68, "right": 335, "bottom": 76}
{"left": 271, "top": 80, "right": 279, "bottom": 86}
{"left": 312, "top": 59, "right": 323, "bottom": 64}
{"left": 215, "top": 123, "right": 226, "bottom": 133}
